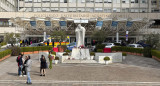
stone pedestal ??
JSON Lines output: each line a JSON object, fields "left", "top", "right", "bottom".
{"left": 71, "top": 48, "right": 90, "bottom": 60}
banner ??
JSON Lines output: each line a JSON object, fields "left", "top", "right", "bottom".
{"left": 126, "top": 21, "right": 133, "bottom": 27}
{"left": 45, "top": 21, "right": 51, "bottom": 26}
{"left": 126, "top": 31, "right": 129, "bottom": 41}
{"left": 30, "top": 21, "right": 36, "bottom": 27}
{"left": 96, "top": 21, "right": 103, "bottom": 27}
{"left": 59, "top": 21, "right": 67, "bottom": 26}
{"left": 111, "top": 21, "right": 118, "bottom": 27}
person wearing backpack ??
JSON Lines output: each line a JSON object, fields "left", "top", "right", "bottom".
{"left": 16, "top": 54, "right": 21, "bottom": 76}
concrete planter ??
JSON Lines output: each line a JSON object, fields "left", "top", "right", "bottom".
{"left": 55, "top": 60, "right": 59, "bottom": 64}
{"left": 123, "top": 56, "right": 126, "bottom": 60}
{"left": 61, "top": 56, "right": 68, "bottom": 63}
{"left": 105, "top": 61, "right": 109, "bottom": 65}
{"left": 90, "top": 56, "right": 94, "bottom": 60}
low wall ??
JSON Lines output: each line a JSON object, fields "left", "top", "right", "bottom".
{"left": 95, "top": 52, "right": 122, "bottom": 64}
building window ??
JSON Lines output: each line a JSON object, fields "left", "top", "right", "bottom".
{"left": 68, "top": 8, "right": 76, "bottom": 12}
{"left": 51, "top": 0, "right": 59, "bottom": 3}
{"left": 95, "top": 8, "right": 103, "bottom": 12}
{"left": 68, "top": 0, "right": 76, "bottom": 3}
{"left": 42, "top": 8, "right": 50, "bottom": 12}
{"left": 131, "top": 0, "right": 138, "bottom": 3}
{"left": 77, "top": 8, "right": 85, "bottom": 12}
{"left": 51, "top": 8, "right": 59, "bottom": 12}
{"left": 60, "top": 8, "right": 67, "bottom": 12}
{"left": 104, "top": 0, "right": 112, "bottom": 3}
{"left": 42, "top": 0, "right": 50, "bottom": 3}
{"left": 86, "top": 0, "right": 94, "bottom": 3}
{"left": 95, "top": 0, "right": 103, "bottom": 3}
{"left": 77, "top": 0, "right": 85, "bottom": 3}
{"left": 122, "top": 0, "right": 129, "bottom": 3}
{"left": 25, "top": 0, "right": 32, "bottom": 3}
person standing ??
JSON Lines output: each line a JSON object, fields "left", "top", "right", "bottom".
{"left": 48, "top": 51, "right": 53, "bottom": 69}
{"left": 25, "top": 55, "right": 32, "bottom": 84}
{"left": 16, "top": 54, "right": 21, "bottom": 76}
{"left": 47, "top": 40, "right": 49, "bottom": 46}
{"left": 20, "top": 40, "right": 22, "bottom": 47}
{"left": 22, "top": 56, "right": 28, "bottom": 76}
{"left": 18, "top": 54, "right": 23, "bottom": 77}
{"left": 52, "top": 40, "right": 54, "bottom": 47}
{"left": 40, "top": 55, "right": 46, "bottom": 76}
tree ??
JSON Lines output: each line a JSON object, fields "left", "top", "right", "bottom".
{"left": 143, "top": 33, "right": 160, "bottom": 49}
{"left": 51, "top": 31, "right": 67, "bottom": 45}
{"left": 91, "top": 30, "right": 107, "bottom": 44}
{"left": 4, "top": 32, "right": 20, "bottom": 46}
{"left": 143, "top": 33, "right": 160, "bottom": 57}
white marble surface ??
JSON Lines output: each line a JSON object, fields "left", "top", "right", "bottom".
{"left": 71, "top": 48, "right": 90, "bottom": 60}
{"left": 95, "top": 52, "right": 122, "bottom": 63}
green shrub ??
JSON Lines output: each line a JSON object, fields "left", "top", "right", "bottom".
{"left": 63, "top": 52, "right": 69, "bottom": 56}
{"left": 51, "top": 51, "right": 56, "bottom": 55}
{"left": 20, "top": 46, "right": 53, "bottom": 52}
{"left": 0, "top": 49, "right": 11, "bottom": 59}
{"left": 103, "top": 56, "right": 110, "bottom": 61}
{"left": 111, "top": 46, "right": 144, "bottom": 54}
{"left": 65, "top": 50, "right": 71, "bottom": 53}
{"left": 10, "top": 46, "right": 21, "bottom": 56}
{"left": 143, "top": 47, "right": 152, "bottom": 58}
{"left": 90, "top": 52, "right": 95, "bottom": 56}
{"left": 151, "top": 50, "right": 160, "bottom": 59}
{"left": 114, "top": 43, "right": 121, "bottom": 46}
{"left": 97, "top": 49, "right": 103, "bottom": 52}
{"left": 95, "top": 44, "right": 105, "bottom": 51}
{"left": 55, "top": 56, "right": 59, "bottom": 60}
{"left": 122, "top": 52, "right": 127, "bottom": 56}
{"left": 0, "top": 42, "right": 6, "bottom": 46}
{"left": 21, "top": 47, "right": 34, "bottom": 52}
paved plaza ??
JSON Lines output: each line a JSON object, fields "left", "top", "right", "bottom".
{"left": 0, "top": 53, "right": 160, "bottom": 86}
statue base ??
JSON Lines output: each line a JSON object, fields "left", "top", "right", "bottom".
{"left": 71, "top": 48, "right": 90, "bottom": 60}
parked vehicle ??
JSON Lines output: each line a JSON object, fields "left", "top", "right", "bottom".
{"left": 66, "top": 42, "right": 76, "bottom": 51}
{"left": 136, "top": 40, "right": 151, "bottom": 47}
{"left": 127, "top": 44, "right": 143, "bottom": 48}
{"left": 29, "top": 43, "right": 46, "bottom": 47}
{"left": 105, "top": 43, "right": 115, "bottom": 48}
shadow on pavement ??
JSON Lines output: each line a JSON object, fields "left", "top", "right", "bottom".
{"left": 7, "top": 72, "right": 17, "bottom": 76}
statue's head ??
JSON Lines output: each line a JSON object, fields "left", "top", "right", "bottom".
{"left": 78, "top": 24, "right": 81, "bottom": 29}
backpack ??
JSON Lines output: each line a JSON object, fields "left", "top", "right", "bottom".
{"left": 16, "top": 56, "right": 20, "bottom": 63}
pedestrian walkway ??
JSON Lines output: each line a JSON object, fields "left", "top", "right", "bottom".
{"left": 0, "top": 53, "right": 159, "bottom": 86}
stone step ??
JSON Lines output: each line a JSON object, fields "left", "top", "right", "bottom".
{"left": 63, "top": 60, "right": 98, "bottom": 64}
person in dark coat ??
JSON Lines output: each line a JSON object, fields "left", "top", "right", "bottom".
{"left": 40, "top": 55, "right": 46, "bottom": 76}
{"left": 47, "top": 40, "right": 49, "bottom": 46}
{"left": 52, "top": 40, "right": 54, "bottom": 47}
{"left": 18, "top": 54, "right": 23, "bottom": 77}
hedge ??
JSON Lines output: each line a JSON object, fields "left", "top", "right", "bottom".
{"left": 111, "top": 46, "right": 144, "bottom": 54}
{"left": 21, "top": 46, "right": 53, "bottom": 52}
{"left": 0, "top": 49, "right": 11, "bottom": 59}
{"left": 151, "top": 50, "right": 160, "bottom": 59}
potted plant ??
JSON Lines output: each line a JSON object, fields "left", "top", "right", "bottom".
{"left": 90, "top": 52, "right": 95, "bottom": 60}
{"left": 122, "top": 52, "right": 127, "bottom": 60}
{"left": 65, "top": 50, "right": 71, "bottom": 55}
{"left": 103, "top": 56, "right": 110, "bottom": 65}
{"left": 54, "top": 56, "right": 59, "bottom": 64}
